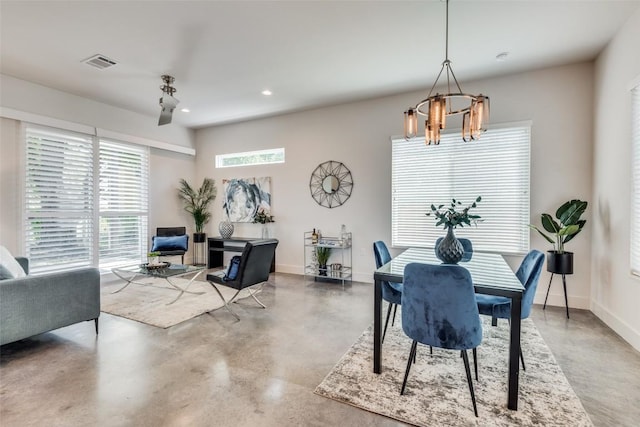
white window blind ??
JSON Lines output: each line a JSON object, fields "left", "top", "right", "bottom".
{"left": 99, "top": 140, "right": 149, "bottom": 269}
{"left": 24, "top": 126, "right": 94, "bottom": 273}
{"left": 392, "top": 125, "right": 531, "bottom": 254}
{"left": 631, "top": 85, "right": 640, "bottom": 276}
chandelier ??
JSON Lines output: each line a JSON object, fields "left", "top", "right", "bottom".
{"left": 404, "top": 0, "right": 489, "bottom": 145}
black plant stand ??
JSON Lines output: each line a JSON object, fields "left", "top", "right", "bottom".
{"left": 544, "top": 250, "right": 573, "bottom": 319}
{"left": 543, "top": 273, "right": 570, "bottom": 319}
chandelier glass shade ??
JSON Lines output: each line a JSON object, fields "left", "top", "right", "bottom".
{"left": 404, "top": 0, "right": 489, "bottom": 145}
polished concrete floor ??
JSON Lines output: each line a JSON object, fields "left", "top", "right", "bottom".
{"left": 1, "top": 272, "right": 639, "bottom": 426}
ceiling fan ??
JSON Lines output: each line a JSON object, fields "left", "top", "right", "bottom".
{"left": 158, "top": 75, "right": 179, "bottom": 126}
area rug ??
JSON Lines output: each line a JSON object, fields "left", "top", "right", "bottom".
{"left": 315, "top": 316, "right": 593, "bottom": 426}
{"left": 101, "top": 277, "right": 240, "bottom": 328}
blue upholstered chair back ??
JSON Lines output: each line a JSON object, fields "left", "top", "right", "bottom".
{"left": 373, "top": 241, "right": 402, "bottom": 305}
{"left": 435, "top": 237, "right": 473, "bottom": 260}
{"left": 516, "top": 249, "right": 545, "bottom": 319}
{"left": 401, "top": 263, "right": 482, "bottom": 350}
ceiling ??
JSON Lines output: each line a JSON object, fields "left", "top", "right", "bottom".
{"left": 1, "top": 0, "right": 638, "bottom": 129}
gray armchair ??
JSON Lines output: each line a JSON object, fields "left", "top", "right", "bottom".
{"left": 0, "top": 257, "right": 100, "bottom": 346}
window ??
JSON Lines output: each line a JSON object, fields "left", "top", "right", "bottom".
{"left": 98, "top": 140, "right": 149, "bottom": 269}
{"left": 24, "top": 126, "right": 95, "bottom": 273}
{"left": 391, "top": 125, "right": 531, "bottom": 254}
{"left": 24, "top": 125, "right": 149, "bottom": 273}
{"left": 631, "top": 84, "right": 640, "bottom": 276}
{"left": 215, "top": 147, "right": 284, "bottom": 168}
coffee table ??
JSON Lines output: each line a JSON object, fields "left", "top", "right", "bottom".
{"left": 111, "top": 263, "right": 206, "bottom": 305}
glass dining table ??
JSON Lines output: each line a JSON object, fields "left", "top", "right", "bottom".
{"left": 374, "top": 247, "right": 525, "bottom": 410}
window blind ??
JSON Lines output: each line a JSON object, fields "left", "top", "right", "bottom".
{"left": 25, "top": 126, "right": 94, "bottom": 273}
{"left": 99, "top": 139, "right": 149, "bottom": 268}
{"left": 392, "top": 126, "right": 531, "bottom": 254}
{"left": 631, "top": 85, "right": 640, "bottom": 276}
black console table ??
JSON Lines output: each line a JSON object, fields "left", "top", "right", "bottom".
{"left": 207, "top": 237, "right": 276, "bottom": 273}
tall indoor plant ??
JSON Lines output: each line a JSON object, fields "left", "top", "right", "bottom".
{"left": 427, "top": 196, "right": 482, "bottom": 264}
{"left": 529, "top": 199, "right": 587, "bottom": 274}
{"left": 178, "top": 178, "right": 217, "bottom": 264}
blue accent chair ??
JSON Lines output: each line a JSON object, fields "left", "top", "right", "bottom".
{"left": 400, "top": 263, "right": 483, "bottom": 417}
{"left": 373, "top": 241, "right": 403, "bottom": 343}
{"left": 435, "top": 237, "right": 473, "bottom": 261}
{"left": 475, "top": 249, "right": 545, "bottom": 370}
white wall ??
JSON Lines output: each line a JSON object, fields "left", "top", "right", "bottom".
{"left": 0, "top": 75, "right": 197, "bottom": 257}
{"left": 195, "top": 62, "right": 595, "bottom": 307}
{"left": 592, "top": 7, "right": 640, "bottom": 351}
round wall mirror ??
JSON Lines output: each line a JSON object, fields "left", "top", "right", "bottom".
{"left": 322, "top": 175, "right": 339, "bottom": 193}
{"left": 309, "top": 161, "right": 353, "bottom": 208}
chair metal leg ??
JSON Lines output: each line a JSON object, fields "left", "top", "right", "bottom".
{"left": 473, "top": 347, "right": 478, "bottom": 380}
{"left": 462, "top": 350, "right": 479, "bottom": 417}
{"left": 519, "top": 347, "right": 526, "bottom": 371}
{"left": 207, "top": 282, "right": 241, "bottom": 320}
{"left": 391, "top": 303, "right": 398, "bottom": 326}
{"left": 94, "top": 318, "right": 99, "bottom": 334}
{"left": 382, "top": 303, "right": 393, "bottom": 343}
{"left": 401, "top": 340, "right": 418, "bottom": 395}
{"left": 231, "top": 282, "right": 267, "bottom": 308}
{"left": 543, "top": 273, "right": 554, "bottom": 310}
{"left": 491, "top": 316, "right": 498, "bottom": 327}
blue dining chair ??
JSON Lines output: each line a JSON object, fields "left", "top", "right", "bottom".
{"left": 435, "top": 237, "right": 473, "bottom": 261}
{"left": 475, "top": 249, "right": 545, "bottom": 370}
{"left": 373, "top": 241, "right": 402, "bottom": 343}
{"left": 400, "top": 263, "right": 483, "bottom": 417}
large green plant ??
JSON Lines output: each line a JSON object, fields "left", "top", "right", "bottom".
{"left": 529, "top": 199, "right": 587, "bottom": 254}
{"left": 178, "top": 178, "right": 217, "bottom": 233}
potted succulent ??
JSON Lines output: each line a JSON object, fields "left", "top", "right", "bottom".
{"left": 529, "top": 199, "right": 587, "bottom": 274}
{"left": 426, "top": 196, "right": 482, "bottom": 264}
{"left": 178, "top": 178, "right": 217, "bottom": 263}
{"left": 316, "top": 246, "right": 332, "bottom": 276}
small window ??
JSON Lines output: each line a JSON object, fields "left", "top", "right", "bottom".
{"left": 215, "top": 148, "right": 285, "bottom": 168}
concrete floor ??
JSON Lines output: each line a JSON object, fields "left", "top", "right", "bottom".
{"left": 1, "top": 272, "right": 639, "bottom": 426}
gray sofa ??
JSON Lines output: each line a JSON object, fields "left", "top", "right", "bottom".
{"left": 0, "top": 257, "right": 100, "bottom": 346}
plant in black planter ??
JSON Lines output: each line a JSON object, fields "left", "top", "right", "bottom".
{"left": 529, "top": 199, "right": 587, "bottom": 274}
{"left": 178, "top": 178, "right": 217, "bottom": 264}
{"left": 316, "top": 246, "right": 332, "bottom": 276}
{"left": 529, "top": 199, "right": 587, "bottom": 318}
{"left": 427, "top": 196, "right": 482, "bottom": 264}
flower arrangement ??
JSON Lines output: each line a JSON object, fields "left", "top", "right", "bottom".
{"left": 252, "top": 208, "right": 275, "bottom": 224}
{"left": 426, "top": 196, "right": 482, "bottom": 229}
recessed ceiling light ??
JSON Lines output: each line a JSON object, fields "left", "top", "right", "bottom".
{"left": 261, "top": 90, "right": 272, "bottom": 96}
{"left": 181, "top": 108, "right": 190, "bottom": 113}
{"left": 496, "top": 52, "right": 509, "bottom": 62}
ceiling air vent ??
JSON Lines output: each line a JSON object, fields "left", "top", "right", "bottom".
{"left": 83, "top": 54, "right": 117, "bottom": 69}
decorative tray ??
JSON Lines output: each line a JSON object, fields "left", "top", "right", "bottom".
{"left": 140, "top": 261, "right": 171, "bottom": 270}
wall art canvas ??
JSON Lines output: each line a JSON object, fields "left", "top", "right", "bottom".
{"left": 223, "top": 177, "right": 272, "bottom": 222}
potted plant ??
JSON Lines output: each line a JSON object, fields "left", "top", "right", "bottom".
{"left": 529, "top": 199, "right": 587, "bottom": 274}
{"left": 252, "top": 207, "right": 275, "bottom": 238}
{"left": 426, "top": 196, "right": 482, "bottom": 264}
{"left": 316, "top": 246, "right": 332, "bottom": 276}
{"left": 178, "top": 178, "right": 217, "bottom": 264}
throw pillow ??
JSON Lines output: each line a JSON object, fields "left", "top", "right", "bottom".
{"left": 0, "top": 245, "right": 27, "bottom": 280}
{"left": 224, "top": 256, "right": 242, "bottom": 281}
{"left": 151, "top": 235, "right": 189, "bottom": 252}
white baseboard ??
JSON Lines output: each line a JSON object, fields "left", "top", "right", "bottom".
{"left": 533, "top": 293, "right": 590, "bottom": 310}
{"left": 591, "top": 300, "right": 640, "bottom": 352}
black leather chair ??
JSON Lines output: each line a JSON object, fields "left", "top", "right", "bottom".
{"left": 206, "top": 239, "right": 278, "bottom": 319}
{"left": 152, "top": 227, "right": 188, "bottom": 264}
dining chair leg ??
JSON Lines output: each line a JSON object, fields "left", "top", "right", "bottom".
{"left": 519, "top": 347, "right": 526, "bottom": 371}
{"left": 461, "top": 350, "right": 479, "bottom": 417}
{"left": 382, "top": 303, "right": 393, "bottom": 343}
{"left": 473, "top": 347, "right": 478, "bottom": 380}
{"left": 392, "top": 303, "right": 398, "bottom": 326}
{"left": 491, "top": 316, "right": 498, "bottom": 327}
{"left": 413, "top": 345, "right": 417, "bottom": 364}
{"left": 401, "top": 340, "right": 418, "bottom": 395}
